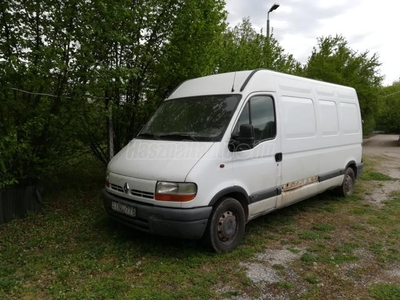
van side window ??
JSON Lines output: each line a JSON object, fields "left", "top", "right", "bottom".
{"left": 234, "top": 102, "right": 250, "bottom": 134}
{"left": 233, "top": 96, "right": 276, "bottom": 143}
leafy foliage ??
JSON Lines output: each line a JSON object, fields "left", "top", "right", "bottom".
{"left": 0, "top": 1, "right": 87, "bottom": 186}
{"left": 217, "top": 18, "right": 301, "bottom": 74}
{"left": 0, "top": 0, "right": 226, "bottom": 187}
{"left": 305, "top": 35, "right": 383, "bottom": 135}
{"left": 378, "top": 81, "right": 400, "bottom": 134}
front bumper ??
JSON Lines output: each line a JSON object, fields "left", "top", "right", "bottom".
{"left": 103, "top": 189, "right": 212, "bottom": 239}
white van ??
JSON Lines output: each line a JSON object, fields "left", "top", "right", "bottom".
{"left": 103, "top": 69, "right": 364, "bottom": 252}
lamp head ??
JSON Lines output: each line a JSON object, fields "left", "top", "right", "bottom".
{"left": 269, "top": 3, "right": 280, "bottom": 13}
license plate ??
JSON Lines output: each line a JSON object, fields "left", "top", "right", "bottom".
{"left": 111, "top": 201, "right": 136, "bottom": 217}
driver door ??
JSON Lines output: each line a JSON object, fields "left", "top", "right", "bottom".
{"left": 230, "top": 93, "right": 281, "bottom": 219}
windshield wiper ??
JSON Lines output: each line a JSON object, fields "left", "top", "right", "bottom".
{"left": 158, "top": 133, "right": 197, "bottom": 141}
{"left": 136, "top": 132, "right": 158, "bottom": 140}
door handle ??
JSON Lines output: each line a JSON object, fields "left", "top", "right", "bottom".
{"left": 275, "top": 152, "right": 283, "bottom": 162}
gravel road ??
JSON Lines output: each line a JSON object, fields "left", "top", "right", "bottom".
{"left": 362, "top": 134, "right": 400, "bottom": 208}
{"left": 363, "top": 134, "right": 400, "bottom": 158}
{"left": 363, "top": 134, "right": 400, "bottom": 180}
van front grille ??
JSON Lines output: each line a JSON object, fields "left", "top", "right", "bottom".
{"left": 110, "top": 184, "right": 154, "bottom": 199}
{"left": 130, "top": 189, "right": 154, "bottom": 199}
{"left": 111, "top": 184, "right": 124, "bottom": 193}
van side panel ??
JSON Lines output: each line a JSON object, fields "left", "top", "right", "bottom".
{"left": 319, "top": 100, "right": 339, "bottom": 136}
{"left": 183, "top": 142, "right": 235, "bottom": 209}
{"left": 275, "top": 76, "right": 319, "bottom": 203}
{"left": 280, "top": 95, "right": 319, "bottom": 184}
{"left": 271, "top": 73, "right": 362, "bottom": 207}
{"left": 318, "top": 89, "right": 362, "bottom": 176}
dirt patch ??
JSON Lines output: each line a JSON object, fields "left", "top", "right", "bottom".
{"left": 363, "top": 135, "right": 400, "bottom": 207}
{"left": 363, "top": 134, "right": 400, "bottom": 180}
{"left": 366, "top": 180, "right": 400, "bottom": 207}
{"left": 386, "top": 268, "right": 400, "bottom": 279}
{"left": 255, "top": 248, "right": 305, "bottom": 265}
{"left": 240, "top": 263, "right": 281, "bottom": 284}
{"left": 215, "top": 247, "right": 307, "bottom": 299}
{"left": 379, "top": 154, "right": 400, "bottom": 179}
{"left": 239, "top": 247, "right": 305, "bottom": 284}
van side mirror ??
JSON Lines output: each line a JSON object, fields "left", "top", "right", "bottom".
{"left": 229, "top": 124, "right": 255, "bottom": 152}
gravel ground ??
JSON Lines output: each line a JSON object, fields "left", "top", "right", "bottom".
{"left": 363, "top": 134, "right": 400, "bottom": 180}
{"left": 364, "top": 134, "right": 400, "bottom": 207}
{"left": 362, "top": 135, "right": 400, "bottom": 290}
{"left": 240, "top": 247, "right": 305, "bottom": 285}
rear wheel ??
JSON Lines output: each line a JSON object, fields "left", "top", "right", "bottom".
{"left": 203, "top": 197, "right": 246, "bottom": 253}
{"left": 337, "top": 167, "right": 355, "bottom": 197}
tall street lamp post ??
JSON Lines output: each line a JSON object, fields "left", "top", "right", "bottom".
{"left": 267, "top": 3, "right": 280, "bottom": 39}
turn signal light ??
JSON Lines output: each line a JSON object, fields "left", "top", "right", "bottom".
{"left": 155, "top": 182, "right": 197, "bottom": 202}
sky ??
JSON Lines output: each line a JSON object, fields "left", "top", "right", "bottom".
{"left": 225, "top": 0, "right": 400, "bottom": 86}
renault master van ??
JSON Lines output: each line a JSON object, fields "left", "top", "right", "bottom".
{"left": 103, "top": 69, "right": 364, "bottom": 252}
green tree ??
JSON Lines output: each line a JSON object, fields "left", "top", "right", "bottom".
{"left": 0, "top": 0, "right": 228, "bottom": 188}
{"left": 0, "top": 0, "right": 87, "bottom": 187}
{"left": 378, "top": 81, "right": 400, "bottom": 134}
{"left": 74, "top": 0, "right": 227, "bottom": 158}
{"left": 305, "top": 35, "right": 383, "bottom": 135}
{"left": 155, "top": 0, "right": 227, "bottom": 95}
{"left": 217, "top": 18, "right": 301, "bottom": 74}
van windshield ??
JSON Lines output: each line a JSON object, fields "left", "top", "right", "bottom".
{"left": 137, "top": 94, "right": 241, "bottom": 142}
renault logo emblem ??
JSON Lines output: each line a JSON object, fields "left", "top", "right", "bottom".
{"left": 123, "top": 182, "right": 130, "bottom": 194}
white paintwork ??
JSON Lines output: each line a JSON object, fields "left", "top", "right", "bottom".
{"left": 108, "top": 139, "right": 213, "bottom": 182}
{"left": 169, "top": 71, "right": 252, "bottom": 98}
{"left": 107, "top": 69, "right": 362, "bottom": 223}
{"left": 281, "top": 96, "right": 317, "bottom": 139}
{"left": 280, "top": 176, "right": 344, "bottom": 208}
{"left": 319, "top": 100, "right": 339, "bottom": 136}
{"left": 229, "top": 91, "right": 281, "bottom": 214}
{"left": 248, "top": 198, "right": 277, "bottom": 221}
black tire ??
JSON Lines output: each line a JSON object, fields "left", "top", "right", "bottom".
{"left": 203, "top": 197, "right": 246, "bottom": 253}
{"left": 337, "top": 167, "right": 355, "bottom": 197}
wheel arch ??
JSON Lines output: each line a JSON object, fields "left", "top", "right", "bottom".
{"left": 345, "top": 160, "right": 357, "bottom": 177}
{"left": 209, "top": 186, "right": 250, "bottom": 221}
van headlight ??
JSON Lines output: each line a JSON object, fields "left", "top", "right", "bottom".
{"left": 155, "top": 182, "right": 197, "bottom": 202}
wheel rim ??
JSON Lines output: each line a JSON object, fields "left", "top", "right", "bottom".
{"left": 217, "top": 210, "right": 237, "bottom": 242}
{"left": 344, "top": 174, "right": 354, "bottom": 195}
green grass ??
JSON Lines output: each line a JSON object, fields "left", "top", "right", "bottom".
{"left": 361, "top": 171, "right": 392, "bottom": 181}
{"left": 368, "top": 283, "right": 400, "bottom": 300}
{"left": 1, "top": 157, "right": 400, "bottom": 299}
{"left": 361, "top": 156, "right": 392, "bottom": 181}
{"left": 304, "top": 274, "right": 320, "bottom": 284}
{"left": 312, "top": 224, "right": 335, "bottom": 232}
{"left": 272, "top": 263, "right": 285, "bottom": 270}
{"left": 275, "top": 281, "right": 295, "bottom": 289}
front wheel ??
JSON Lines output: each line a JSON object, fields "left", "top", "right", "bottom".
{"left": 337, "top": 167, "right": 355, "bottom": 197}
{"left": 203, "top": 197, "right": 246, "bottom": 253}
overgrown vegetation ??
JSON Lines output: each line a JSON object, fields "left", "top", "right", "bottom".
{"left": 378, "top": 80, "right": 400, "bottom": 134}
{"left": 0, "top": 0, "right": 227, "bottom": 187}
{"left": 305, "top": 35, "right": 383, "bottom": 134}
{"left": 0, "top": 158, "right": 399, "bottom": 299}
{"left": 0, "top": 1, "right": 391, "bottom": 188}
